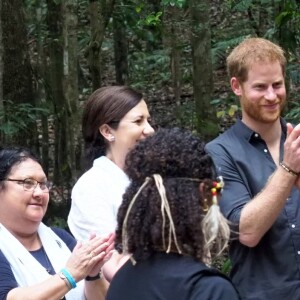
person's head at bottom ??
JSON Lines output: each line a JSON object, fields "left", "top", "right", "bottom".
{"left": 116, "top": 127, "right": 230, "bottom": 263}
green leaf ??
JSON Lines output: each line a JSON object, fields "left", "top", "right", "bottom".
{"left": 217, "top": 111, "right": 226, "bottom": 118}
{"left": 228, "top": 105, "right": 239, "bottom": 117}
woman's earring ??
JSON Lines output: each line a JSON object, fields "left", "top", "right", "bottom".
{"left": 110, "top": 136, "right": 115, "bottom": 142}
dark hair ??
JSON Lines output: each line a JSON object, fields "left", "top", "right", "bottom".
{"left": 115, "top": 128, "right": 223, "bottom": 262}
{"left": 0, "top": 146, "right": 40, "bottom": 190}
{"left": 82, "top": 86, "right": 143, "bottom": 168}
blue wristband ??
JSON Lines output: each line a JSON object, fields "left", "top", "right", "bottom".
{"left": 60, "top": 268, "right": 77, "bottom": 289}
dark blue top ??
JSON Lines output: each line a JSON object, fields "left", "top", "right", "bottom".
{"left": 106, "top": 252, "right": 240, "bottom": 300}
{"left": 0, "top": 227, "right": 76, "bottom": 300}
{"left": 206, "top": 118, "right": 300, "bottom": 300}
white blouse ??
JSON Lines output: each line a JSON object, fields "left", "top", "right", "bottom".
{"left": 68, "top": 156, "right": 130, "bottom": 241}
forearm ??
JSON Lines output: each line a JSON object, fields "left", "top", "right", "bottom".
{"left": 7, "top": 274, "right": 71, "bottom": 300}
{"left": 239, "top": 166, "right": 296, "bottom": 247}
{"left": 84, "top": 278, "right": 109, "bottom": 300}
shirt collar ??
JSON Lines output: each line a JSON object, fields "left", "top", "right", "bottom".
{"left": 232, "top": 117, "right": 287, "bottom": 142}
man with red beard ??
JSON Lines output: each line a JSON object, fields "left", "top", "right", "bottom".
{"left": 206, "top": 37, "right": 300, "bottom": 300}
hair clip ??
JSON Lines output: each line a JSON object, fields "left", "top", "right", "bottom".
{"left": 213, "top": 176, "right": 224, "bottom": 190}
{"left": 211, "top": 187, "right": 218, "bottom": 205}
{"left": 211, "top": 177, "right": 224, "bottom": 205}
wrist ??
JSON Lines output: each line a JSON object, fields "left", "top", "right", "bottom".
{"left": 279, "top": 161, "right": 299, "bottom": 176}
{"left": 58, "top": 272, "right": 72, "bottom": 290}
{"left": 86, "top": 271, "right": 103, "bottom": 281}
{"left": 60, "top": 268, "right": 77, "bottom": 289}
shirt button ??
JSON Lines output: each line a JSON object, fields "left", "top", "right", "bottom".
{"left": 254, "top": 133, "right": 259, "bottom": 138}
{"left": 291, "top": 224, "right": 296, "bottom": 228}
{"left": 264, "top": 149, "right": 268, "bottom": 153}
{"left": 298, "top": 251, "right": 300, "bottom": 255}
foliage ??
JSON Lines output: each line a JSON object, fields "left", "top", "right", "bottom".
{"left": 129, "top": 49, "right": 171, "bottom": 88}
{"left": 137, "top": 11, "right": 162, "bottom": 27}
{"left": 285, "top": 61, "right": 300, "bottom": 123}
{"left": 221, "top": 258, "right": 232, "bottom": 275}
{"left": 275, "top": 0, "right": 300, "bottom": 53}
{"left": 275, "top": 1, "right": 300, "bottom": 123}
{"left": 210, "top": 97, "right": 240, "bottom": 127}
{"left": 117, "top": 1, "right": 163, "bottom": 48}
{"left": 45, "top": 216, "right": 68, "bottom": 229}
{"left": 228, "top": 0, "right": 282, "bottom": 12}
{"left": 177, "top": 101, "right": 198, "bottom": 131}
{"left": 161, "top": 0, "right": 186, "bottom": 8}
{"left": 212, "top": 35, "right": 250, "bottom": 69}
{"left": 285, "top": 101, "right": 300, "bottom": 124}
{"left": 0, "top": 100, "right": 49, "bottom": 138}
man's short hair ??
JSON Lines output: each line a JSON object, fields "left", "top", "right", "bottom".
{"left": 227, "top": 37, "right": 286, "bottom": 82}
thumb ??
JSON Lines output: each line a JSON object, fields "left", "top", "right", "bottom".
{"left": 73, "top": 240, "right": 83, "bottom": 251}
{"left": 287, "top": 123, "right": 293, "bottom": 137}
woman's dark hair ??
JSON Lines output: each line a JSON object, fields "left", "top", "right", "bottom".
{"left": 115, "top": 127, "right": 218, "bottom": 261}
{"left": 82, "top": 86, "right": 143, "bottom": 168}
{"left": 0, "top": 147, "right": 40, "bottom": 190}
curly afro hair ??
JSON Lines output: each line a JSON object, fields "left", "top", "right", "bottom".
{"left": 115, "top": 127, "right": 219, "bottom": 262}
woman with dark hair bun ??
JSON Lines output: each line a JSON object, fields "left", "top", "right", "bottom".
{"left": 105, "top": 128, "right": 240, "bottom": 300}
{"left": 68, "top": 86, "right": 154, "bottom": 241}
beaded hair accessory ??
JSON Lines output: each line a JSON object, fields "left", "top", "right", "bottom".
{"left": 121, "top": 174, "right": 229, "bottom": 264}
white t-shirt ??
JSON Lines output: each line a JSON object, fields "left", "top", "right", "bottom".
{"left": 68, "top": 156, "right": 130, "bottom": 241}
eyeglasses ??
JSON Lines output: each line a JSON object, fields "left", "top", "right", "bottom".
{"left": 4, "top": 178, "right": 52, "bottom": 193}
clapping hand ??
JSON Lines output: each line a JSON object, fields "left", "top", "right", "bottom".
{"left": 65, "top": 233, "right": 115, "bottom": 282}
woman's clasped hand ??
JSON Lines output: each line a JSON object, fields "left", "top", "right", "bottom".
{"left": 67, "top": 233, "right": 115, "bottom": 282}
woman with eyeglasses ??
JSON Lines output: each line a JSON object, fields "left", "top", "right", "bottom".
{"left": 0, "top": 147, "right": 114, "bottom": 300}
{"left": 104, "top": 128, "right": 240, "bottom": 299}
{"left": 67, "top": 86, "right": 154, "bottom": 241}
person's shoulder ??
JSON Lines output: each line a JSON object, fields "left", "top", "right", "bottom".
{"left": 51, "top": 226, "right": 71, "bottom": 237}
{"left": 208, "top": 124, "right": 237, "bottom": 145}
{"left": 73, "top": 159, "right": 109, "bottom": 188}
{"left": 192, "top": 268, "right": 240, "bottom": 299}
{"left": 206, "top": 124, "right": 240, "bottom": 156}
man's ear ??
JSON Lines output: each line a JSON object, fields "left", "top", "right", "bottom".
{"left": 230, "top": 77, "right": 243, "bottom": 97}
{"left": 99, "top": 124, "right": 114, "bottom": 142}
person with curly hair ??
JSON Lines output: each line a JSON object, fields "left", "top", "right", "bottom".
{"left": 105, "top": 128, "right": 240, "bottom": 300}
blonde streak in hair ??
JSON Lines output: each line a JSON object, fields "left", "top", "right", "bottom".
{"left": 153, "top": 175, "right": 182, "bottom": 254}
{"left": 201, "top": 203, "right": 230, "bottom": 257}
{"left": 160, "top": 179, "right": 167, "bottom": 250}
{"left": 122, "top": 177, "right": 151, "bottom": 257}
{"left": 153, "top": 175, "right": 169, "bottom": 251}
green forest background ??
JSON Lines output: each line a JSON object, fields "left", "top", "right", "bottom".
{"left": 0, "top": 0, "right": 299, "bottom": 231}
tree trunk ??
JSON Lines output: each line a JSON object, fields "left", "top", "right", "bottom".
{"left": 88, "top": 0, "right": 115, "bottom": 90}
{"left": 62, "top": 0, "right": 81, "bottom": 184}
{"left": 34, "top": 0, "right": 49, "bottom": 174}
{"left": 88, "top": 0, "right": 101, "bottom": 90}
{"left": 163, "top": 5, "right": 182, "bottom": 122}
{"left": 113, "top": 7, "right": 128, "bottom": 84}
{"left": 46, "top": 0, "right": 70, "bottom": 188}
{"left": 2, "top": 0, "right": 37, "bottom": 147}
{"left": 0, "top": 0, "right": 3, "bottom": 142}
{"left": 189, "top": 0, "right": 217, "bottom": 140}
